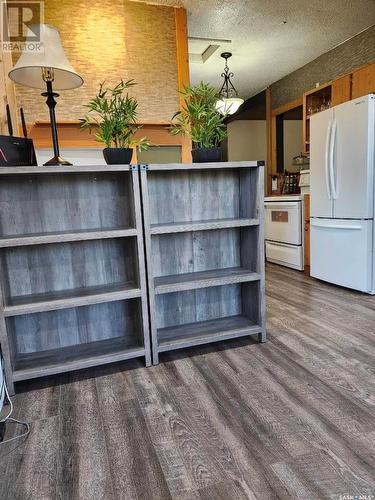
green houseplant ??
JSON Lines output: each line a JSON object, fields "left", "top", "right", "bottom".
{"left": 80, "top": 80, "right": 149, "bottom": 165}
{"left": 170, "top": 82, "right": 227, "bottom": 162}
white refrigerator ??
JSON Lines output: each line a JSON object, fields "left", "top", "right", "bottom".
{"left": 310, "top": 94, "right": 374, "bottom": 294}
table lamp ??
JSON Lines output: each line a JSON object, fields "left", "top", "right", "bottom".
{"left": 8, "top": 24, "right": 83, "bottom": 166}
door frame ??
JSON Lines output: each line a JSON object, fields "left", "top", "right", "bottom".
{"left": 267, "top": 97, "right": 303, "bottom": 195}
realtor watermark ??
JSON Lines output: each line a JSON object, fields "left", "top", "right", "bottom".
{"left": 1, "top": 1, "right": 44, "bottom": 52}
{"left": 338, "top": 495, "right": 375, "bottom": 500}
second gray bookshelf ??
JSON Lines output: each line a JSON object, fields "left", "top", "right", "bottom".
{"left": 140, "top": 161, "right": 266, "bottom": 364}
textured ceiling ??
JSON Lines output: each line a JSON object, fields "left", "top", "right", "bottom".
{"left": 131, "top": 0, "right": 375, "bottom": 98}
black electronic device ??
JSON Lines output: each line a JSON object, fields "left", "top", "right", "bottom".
{"left": 0, "top": 105, "right": 37, "bottom": 167}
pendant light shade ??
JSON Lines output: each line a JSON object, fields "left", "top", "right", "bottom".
{"left": 215, "top": 97, "right": 244, "bottom": 115}
{"left": 216, "top": 52, "right": 244, "bottom": 115}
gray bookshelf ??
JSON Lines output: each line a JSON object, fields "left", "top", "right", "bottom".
{"left": 0, "top": 165, "right": 151, "bottom": 394}
{"left": 140, "top": 161, "right": 266, "bottom": 364}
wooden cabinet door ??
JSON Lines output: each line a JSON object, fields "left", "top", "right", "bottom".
{"left": 331, "top": 74, "right": 351, "bottom": 106}
{"left": 304, "top": 194, "right": 310, "bottom": 271}
{"left": 352, "top": 62, "right": 375, "bottom": 99}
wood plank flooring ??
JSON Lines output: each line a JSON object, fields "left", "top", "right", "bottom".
{"left": 1, "top": 264, "right": 374, "bottom": 499}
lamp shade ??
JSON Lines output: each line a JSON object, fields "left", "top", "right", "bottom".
{"left": 8, "top": 24, "right": 83, "bottom": 90}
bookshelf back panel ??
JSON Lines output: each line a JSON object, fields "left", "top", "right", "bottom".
{"left": 155, "top": 284, "right": 242, "bottom": 329}
{"left": 155, "top": 280, "right": 261, "bottom": 331}
{"left": 7, "top": 298, "right": 143, "bottom": 355}
{"left": 0, "top": 172, "right": 134, "bottom": 236}
{"left": 152, "top": 227, "right": 258, "bottom": 278}
{"left": 1, "top": 237, "right": 138, "bottom": 302}
{"left": 148, "top": 168, "right": 258, "bottom": 225}
{"left": 152, "top": 228, "right": 239, "bottom": 277}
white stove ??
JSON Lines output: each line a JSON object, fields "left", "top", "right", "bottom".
{"left": 264, "top": 195, "right": 304, "bottom": 271}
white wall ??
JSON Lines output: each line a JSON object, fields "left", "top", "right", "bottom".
{"left": 36, "top": 148, "right": 104, "bottom": 166}
{"left": 283, "top": 120, "right": 303, "bottom": 172}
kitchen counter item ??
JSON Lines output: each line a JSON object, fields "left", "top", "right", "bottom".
{"left": 299, "top": 169, "right": 310, "bottom": 195}
{"left": 293, "top": 152, "right": 310, "bottom": 166}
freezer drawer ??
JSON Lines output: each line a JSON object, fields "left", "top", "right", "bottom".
{"left": 265, "top": 201, "right": 302, "bottom": 245}
{"left": 311, "top": 218, "right": 373, "bottom": 292}
{"left": 266, "top": 241, "right": 303, "bottom": 270}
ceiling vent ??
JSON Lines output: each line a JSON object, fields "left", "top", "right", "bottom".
{"left": 188, "top": 37, "right": 232, "bottom": 64}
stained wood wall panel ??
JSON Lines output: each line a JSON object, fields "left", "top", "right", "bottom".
{"left": 0, "top": 32, "right": 18, "bottom": 135}
{"left": 331, "top": 74, "right": 352, "bottom": 106}
{"left": 14, "top": 1, "right": 180, "bottom": 123}
{"left": 352, "top": 62, "right": 375, "bottom": 98}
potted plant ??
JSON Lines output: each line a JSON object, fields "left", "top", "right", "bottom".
{"left": 80, "top": 80, "right": 149, "bottom": 165}
{"left": 170, "top": 82, "right": 227, "bottom": 163}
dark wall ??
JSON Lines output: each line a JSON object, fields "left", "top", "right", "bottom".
{"left": 271, "top": 25, "right": 375, "bottom": 108}
{"left": 226, "top": 90, "right": 266, "bottom": 122}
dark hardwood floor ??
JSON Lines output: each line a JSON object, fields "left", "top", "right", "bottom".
{"left": 1, "top": 264, "right": 374, "bottom": 499}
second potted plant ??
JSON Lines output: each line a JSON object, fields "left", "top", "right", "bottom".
{"left": 80, "top": 80, "right": 149, "bottom": 165}
{"left": 170, "top": 82, "right": 227, "bottom": 163}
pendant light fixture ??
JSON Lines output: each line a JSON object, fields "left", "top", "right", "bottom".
{"left": 215, "top": 52, "right": 244, "bottom": 115}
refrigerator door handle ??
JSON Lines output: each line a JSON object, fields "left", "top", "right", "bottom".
{"left": 311, "top": 220, "right": 363, "bottom": 230}
{"left": 329, "top": 119, "right": 337, "bottom": 199}
{"left": 325, "top": 120, "right": 333, "bottom": 200}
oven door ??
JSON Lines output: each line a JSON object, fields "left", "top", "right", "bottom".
{"left": 264, "top": 201, "right": 302, "bottom": 245}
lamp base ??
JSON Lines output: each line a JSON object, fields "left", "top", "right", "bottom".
{"left": 43, "top": 155, "right": 73, "bottom": 166}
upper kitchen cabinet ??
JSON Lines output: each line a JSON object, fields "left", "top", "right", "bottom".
{"left": 303, "top": 82, "right": 332, "bottom": 154}
{"left": 352, "top": 62, "right": 375, "bottom": 99}
{"left": 331, "top": 74, "right": 352, "bottom": 106}
{"left": 302, "top": 62, "right": 374, "bottom": 153}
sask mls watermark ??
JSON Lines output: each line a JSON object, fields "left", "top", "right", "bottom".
{"left": 338, "top": 495, "right": 375, "bottom": 500}
{"left": 1, "top": 1, "right": 44, "bottom": 52}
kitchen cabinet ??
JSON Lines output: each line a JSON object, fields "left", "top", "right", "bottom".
{"left": 303, "top": 82, "right": 332, "bottom": 154}
{"left": 302, "top": 62, "right": 375, "bottom": 155}
{"left": 352, "top": 62, "right": 375, "bottom": 99}
{"left": 331, "top": 74, "right": 351, "bottom": 106}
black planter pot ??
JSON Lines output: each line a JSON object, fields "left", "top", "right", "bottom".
{"left": 103, "top": 147, "right": 133, "bottom": 165}
{"left": 191, "top": 147, "right": 222, "bottom": 163}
